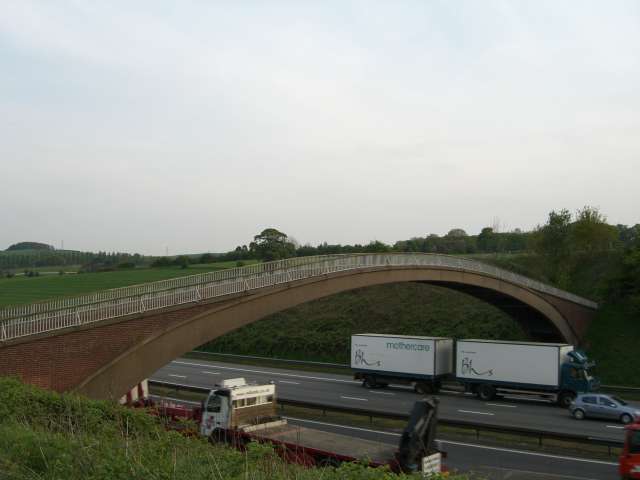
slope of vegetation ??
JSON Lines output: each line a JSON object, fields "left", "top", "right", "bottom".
{"left": 203, "top": 283, "right": 526, "bottom": 363}
{"left": 0, "top": 377, "right": 461, "bottom": 479}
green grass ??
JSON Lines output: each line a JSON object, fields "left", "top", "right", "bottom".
{"left": 586, "top": 300, "right": 640, "bottom": 386}
{"left": 202, "top": 283, "right": 527, "bottom": 363}
{"left": 0, "top": 377, "right": 466, "bottom": 479}
{"left": 0, "top": 261, "right": 257, "bottom": 307}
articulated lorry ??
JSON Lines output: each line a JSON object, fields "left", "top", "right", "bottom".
{"left": 351, "top": 334, "right": 599, "bottom": 407}
{"left": 148, "top": 378, "right": 445, "bottom": 474}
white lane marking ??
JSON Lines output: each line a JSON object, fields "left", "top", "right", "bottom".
{"left": 279, "top": 380, "right": 300, "bottom": 385}
{"left": 371, "top": 391, "right": 395, "bottom": 396}
{"left": 606, "top": 425, "right": 624, "bottom": 429}
{"left": 440, "top": 439, "right": 618, "bottom": 466}
{"left": 458, "top": 409, "right": 494, "bottom": 416}
{"left": 340, "top": 396, "right": 368, "bottom": 402}
{"left": 173, "top": 360, "right": 359, "bottom": 384}
{"left": 168, "top": 374, "right": 187, "bottom": 379}
{"left": 201, "top": 371, "right": 219, "bottom": 375}
{"left": 286, "top": 417, "right": 617, "bottom": 467}
{"left": 486, "top": 403, "right": 516, "bottom": 408}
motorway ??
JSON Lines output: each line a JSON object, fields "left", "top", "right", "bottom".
{"left": 151, "top": 358, "right": 623, "bottom": 479}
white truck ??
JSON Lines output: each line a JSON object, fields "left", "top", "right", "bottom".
{"left": 455, "top": 339, "right": 598, "bottom": 406}
{"left": 352, "top": 335, "right": 599, "bottom": 406}
{"left": 351, "top": 334, "right": 454, "bottom": 394}
{"left": 149, "top": 378, "right": 445, "bottom": 474}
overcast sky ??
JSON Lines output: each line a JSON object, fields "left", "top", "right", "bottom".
{"left": 1, "top": 1, "right": 638, "bottom": 255}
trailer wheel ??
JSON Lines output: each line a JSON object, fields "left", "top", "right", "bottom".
{"left": 477, "top": 384, "right": 496, "bottom": 401}
{"left": 363, "top": 377, "right": 375, "bottom": 389}
{"left": 557, "top": 391, "right": 575, "bottom": 408}
{"left": 414, "top": 382, "right": 431, "bottom": 394}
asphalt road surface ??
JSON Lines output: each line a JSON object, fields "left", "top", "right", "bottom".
{"left": 151, "top": 358, "right": 622, "bottom": 479}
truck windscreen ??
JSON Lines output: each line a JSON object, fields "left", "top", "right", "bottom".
{"left": 630, "top": 431, "right": 640, "bottom": 454}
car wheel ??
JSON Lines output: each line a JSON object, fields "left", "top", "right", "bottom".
{"left": 572, "top": 409, "right": 585, "bottom": 420}
{"left": 362, "top": 377, "right": 375, "bottom": 389}
{"left": 620, "top": 413, "right": 633, "bottom": 425}
{"left": 478, "top": 384, "right": 496, "bottom": 401}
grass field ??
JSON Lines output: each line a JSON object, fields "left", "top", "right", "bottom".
{"left": 0, "top": 261, "right": 256, "bottom": 307}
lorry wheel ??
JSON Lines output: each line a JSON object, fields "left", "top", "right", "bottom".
{"left": 363, "top": 377, "right": 375, "bottom": 389}
{"left": 477, "top": 384, "right": 496, "bottom": 401}
{"left": 572, "top": 409, "right": 585, "bottom": 420}
{"left": 557, "top": 392, "right": 575, "bottom": 408}
{"left": 620, "top": 413, "right": 633, "bottom": 425}
{"left": 414, "top": 383, "right": 429, "bottom": 394}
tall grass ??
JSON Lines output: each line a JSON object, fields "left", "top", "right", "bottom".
{"left": 0, "top": 378, "right": 465, "bottom": 479}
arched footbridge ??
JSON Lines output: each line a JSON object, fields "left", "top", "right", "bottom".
{"left": 0, "top": 254, "right": 598, "bottom": 400}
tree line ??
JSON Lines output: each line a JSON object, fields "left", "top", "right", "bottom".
{"left": 215, "top": 206, "right": 637, "bottom": 263}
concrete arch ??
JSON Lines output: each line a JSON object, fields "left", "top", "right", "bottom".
{"left": 76, "top": 266, "right": 584, "bottom": 400}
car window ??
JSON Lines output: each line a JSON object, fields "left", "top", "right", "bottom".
{"left": 599, "top": 397, "right": 616, "bottom": 407}
{"left": 612, "top": 396, "right": 628, "bottom": 406}
{"left": 582, "top": 396, "right": 597, "bottom": 405}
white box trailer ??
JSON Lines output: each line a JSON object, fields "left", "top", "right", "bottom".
{"left": 455, "top": 339, "right": 598, "bottom": 406}
{"left": 351, "top": 334, "right": 454, "bottom": 393}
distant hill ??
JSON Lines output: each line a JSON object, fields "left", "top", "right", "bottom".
{"left": 6, "top": 242, "right": 54, "bottom": 252}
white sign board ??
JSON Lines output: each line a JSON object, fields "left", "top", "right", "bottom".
{"left": 456, "top": 341, "right": 565, "bottom": 387}
{"left": 351, "top": 335, "right": 437, "bottom": 376}
{"left": 422, "top": 452, "right": 442, "bottom": 476}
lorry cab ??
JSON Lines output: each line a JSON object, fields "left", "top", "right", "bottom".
{"left": 620, "top": 421, "right": 640, "bottom": 479}
{"left": 200, "top": 378, "right": 276, "bottom": 438}
{"left": 560, "top": 350, "right": 599, "bottom": 396}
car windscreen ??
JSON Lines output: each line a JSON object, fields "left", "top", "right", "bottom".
{"left": 612, "top": 396, "right": 628, "bottom": 406}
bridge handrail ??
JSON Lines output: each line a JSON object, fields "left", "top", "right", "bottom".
{"left": 0, "top": 254, "right": 597, "bottom": 343}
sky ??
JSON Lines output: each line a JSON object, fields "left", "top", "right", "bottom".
{"left": 1, "top": 1, "right": 639, "bottom": 255}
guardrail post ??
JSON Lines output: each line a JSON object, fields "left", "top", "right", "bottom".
{"left": 140, "top": 298, "right": 146, "bottom": 313}
{"left": 76, "top": 311, "right": 82, "bottom": 326}
{"left": 1, "top": 322, "right": 6, "bottom": 341}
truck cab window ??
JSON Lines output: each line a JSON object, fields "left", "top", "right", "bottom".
{"left": 207, "top": 394, "right": 222, "bottom": 413}
{"left": 630, "top": 431, "right": 640, "bottom": 454}
{"left": 569, "top": 368, "right": 578, "bottom": 379}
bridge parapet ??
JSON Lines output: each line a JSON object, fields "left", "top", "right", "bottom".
{"left": 0, "top": 254, "right": 597, "bottom": 343}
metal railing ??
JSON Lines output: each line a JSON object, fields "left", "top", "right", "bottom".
{"left": 0, "top": 254, "right": 598, "bottom": 343}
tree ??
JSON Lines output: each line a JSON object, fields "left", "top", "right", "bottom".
{"left": 446, "top": 229, "right": 468, "bottom": 238}
{"left": 250, "top": 228, "right": 296, "bottom": 261}
{"left": 533, "top": 209, "right": 572, "bottom": 260}
{"left": 477, "top": 227, "right": 497, "bottom": 252}
{"left": 199, "top": 253, "right": 215, "bottom": 264}
{"left": 571, "top": 206, "right": 617, "bottom": 254}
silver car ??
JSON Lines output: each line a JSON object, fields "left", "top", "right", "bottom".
{"left": 570, "top": 394, "right": 640, "bottom": 424}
